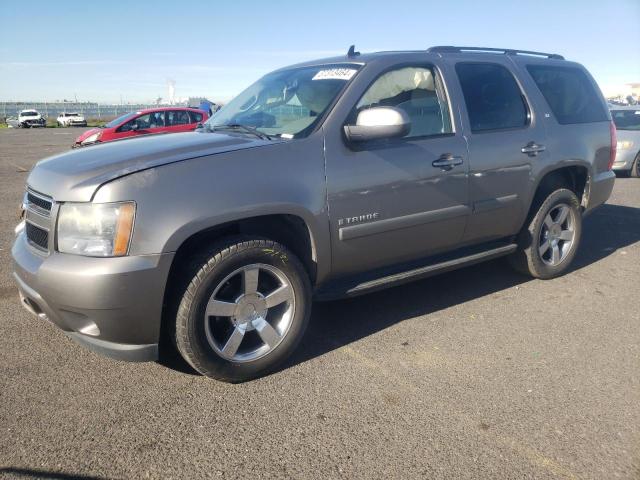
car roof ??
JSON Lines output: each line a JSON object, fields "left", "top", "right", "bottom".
{"left": 609, "top": 105, "right": 640, "bottom": 110}
{"left": 275, "top": 46, "right": 568, "bottom": 72}
{"left": 135, "top": 106, "right": 205, "bottom": 113}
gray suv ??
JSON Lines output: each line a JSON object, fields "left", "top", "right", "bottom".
{"left": 12, "top": 46, "right": 616, "bottom": 382}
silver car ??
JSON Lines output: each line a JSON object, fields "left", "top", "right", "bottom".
{"left": 611, "top": 106, "right": 640, "bottom": 177}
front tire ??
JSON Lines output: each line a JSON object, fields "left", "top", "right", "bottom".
{"left": 175, "top": 237, "right": 311, "bottom": 382}
{"left": 509, "top": 188, "right": 582, "bottom": 279}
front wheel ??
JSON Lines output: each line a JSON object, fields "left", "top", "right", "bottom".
{"left": 175, "top": 238, "right": 311, "bottom": 382}
{"left": 509, "top": 188, "right": 582, "bottom": 279}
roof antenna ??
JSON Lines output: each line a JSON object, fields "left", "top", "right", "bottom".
{"left": 347, "top": 45, "right": 360, "bottom": 58}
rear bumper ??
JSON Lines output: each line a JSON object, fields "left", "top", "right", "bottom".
{"left": 12, "top": 232, "right": 174, "bottom": 362}
{"left": 585, "top": 170, "right": 615, "bottom": 214}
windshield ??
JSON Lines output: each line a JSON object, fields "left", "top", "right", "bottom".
{"left": 612, "top": 110, "right": 640, "bottom": 130}
{"left": 205, "top": 64, "right": 360, "bottom": 138}
{"left": 106, "top": 112, "right": 136, "bottom": 128}
{"left": 21, "top": 111, "right": 38, "bottom": 117}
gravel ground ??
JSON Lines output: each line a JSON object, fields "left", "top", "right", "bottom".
{"left": 0, "top": 128, "right": 639, "bottom": 480}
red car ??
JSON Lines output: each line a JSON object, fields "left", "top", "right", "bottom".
{"left": 73, "top": 107, "right": 209, "bottom": 148}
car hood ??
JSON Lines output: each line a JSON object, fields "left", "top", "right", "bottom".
{"left": 75, "top": 127, "right": 101, "bottom": 143}
{"left": 28, "top": 131, "right": 282, "bottom": 201}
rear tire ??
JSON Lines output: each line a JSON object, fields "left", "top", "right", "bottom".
{"left": 174, "top": 237, "right": 311, "bottom": 382}
{"left": 509, "top": 188, "right": 582, "bottom": 279}
{"left": 630, "top": 154, "right": 640, "bottom": 178}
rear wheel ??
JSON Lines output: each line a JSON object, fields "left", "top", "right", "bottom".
{"left": 509, "top": 188, "right": 582, "bottom": 279}
{"left": 175, "top": 237, "right": 311, "bottom": 382}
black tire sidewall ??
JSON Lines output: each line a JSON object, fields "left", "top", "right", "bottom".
{"left": 631, "top": 154, "right": 640, "bottom": 178}
{"left": 527, "top": 189, "right": 582, "bottom": 279}
{"left": 178, "top": 240, "right": 310, "bottom": 382}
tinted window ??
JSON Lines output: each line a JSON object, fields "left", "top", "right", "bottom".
{"left": 527, "top": 65, "right": 607, "bottom": 125}
{"left": 456, "top": 63, "right": 528, "bottom": 132}
{"left": 119, "top": 112, "right": 164, "bottom": 131}
{"left": 166, "top": 110, "right": 191, "bottom": 126}
{"left": 355, "top": 66, "right": 452, "bottom": 138}
{"left": 611, "top": 109, "right": 640, "bottom": 130}
{"left": 190, "top": 111, "right": 203, "bottom": 123}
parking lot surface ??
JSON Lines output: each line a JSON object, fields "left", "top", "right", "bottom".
{"left": 0, "top": 128, "right": 639, "bottom": 479}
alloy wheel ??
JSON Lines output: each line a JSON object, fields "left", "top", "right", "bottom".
{"left": 203, "top": 263, "right": 295, "bottom": 362}
{"left": 538, "top": 203, "right": 576, "bottom": 266}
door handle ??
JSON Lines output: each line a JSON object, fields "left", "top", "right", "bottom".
{"left": 521, "top": 142, "right": 546, "bottom": 156}
{"left": 432, "top": 154, "right": 464, "bottom": 170}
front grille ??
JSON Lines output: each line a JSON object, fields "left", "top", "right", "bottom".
{"left": 26, "top": 222, "right": 49, "bottom": 250}
{"left": 27, "top": 191, "right": 52, "bottom": 214}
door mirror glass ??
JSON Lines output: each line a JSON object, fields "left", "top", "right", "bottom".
{"left": 344, "top": 106, "right": 410, "bottom": 142}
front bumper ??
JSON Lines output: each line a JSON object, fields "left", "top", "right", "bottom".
{"left": 612, "top": 149, "right": 638, "bottom": 171}
{"left": 22, "top": 120, "right": 46, "bottom": 127}
{"left": 12, "top": 232, "right": 174, "bottom": 362}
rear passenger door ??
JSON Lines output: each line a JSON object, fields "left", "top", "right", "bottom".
{"left": 450, "top": 59, "right": 549, "bottom": 243}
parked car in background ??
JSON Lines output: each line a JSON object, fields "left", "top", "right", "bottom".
{"left": 18, "top": 109, "right": 46, "bottom": 128}
{"left": 72, "top": 107, "right": 208, "bottom": 147}
{"left": 5, "top": 116, "right": 19, "bottom": 128}
{"left": 57, "top": 112, "right": 87, "bottom": 127}
{"left": 610, "top": 106, "right": 640, "bottom": 177}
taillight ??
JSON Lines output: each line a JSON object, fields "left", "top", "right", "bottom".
{"left": 608, "top": 120, "right": 617, "bottom": 170}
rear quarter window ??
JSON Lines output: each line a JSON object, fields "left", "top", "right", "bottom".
{"left": 526, "top": 65, "right": 607, "bottom": 125}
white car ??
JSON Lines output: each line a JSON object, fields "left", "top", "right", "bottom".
{"left": 57, "top": 112, "right": 87, "bottom": 127}
{"left": 18, "top": 109, "right": 46, "bottom": 128}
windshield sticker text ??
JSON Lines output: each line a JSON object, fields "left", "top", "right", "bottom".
{"left": 313, "top": 69, "right": 357, "bottom": 81}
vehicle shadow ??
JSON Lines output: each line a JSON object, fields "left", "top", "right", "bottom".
{"left": 158, "top": 204, "right": 640, "bottom": 378}
{"left": 280, "top": 203, "right": 640, "bottom": 372}
{"left": 0, "top": 467, "right": 112, "bottom": 480}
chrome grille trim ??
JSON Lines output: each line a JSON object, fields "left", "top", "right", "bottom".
{"left": 25, "top": 221, "right": 49, "bottom": 251}
{"left": 25, "top": 189, "right": 53, "bottom": 218}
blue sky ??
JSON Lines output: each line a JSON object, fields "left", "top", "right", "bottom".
{"left": 1, "top": 0, "right": 638, "bottom": 103}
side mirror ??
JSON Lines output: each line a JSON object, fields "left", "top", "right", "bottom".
{"left": 344, "top": 106, "right": 410, "bottom": 142}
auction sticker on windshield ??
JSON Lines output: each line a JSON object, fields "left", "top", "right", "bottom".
{"left": 312, "top": 68, "right": 357, "bottom": 81}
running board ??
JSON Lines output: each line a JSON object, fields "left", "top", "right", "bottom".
{"left": 315, "top": 243, "right": 517, "bottom": 300}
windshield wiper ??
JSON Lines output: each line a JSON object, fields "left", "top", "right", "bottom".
{"left": 209, "top": 123, "right": 273, "bottom": 140}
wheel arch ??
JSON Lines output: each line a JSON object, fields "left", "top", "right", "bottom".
{"left": 527, "top": 163, "right": 590, "bottom": 221}
{"left": 158, "top": 212, "right": 322, "bottom": 357}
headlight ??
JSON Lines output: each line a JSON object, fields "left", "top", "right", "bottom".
{"left": 57, "top": 202, "right": 135, "bottom": 257}
{"left": 617, "top": 140, "right": 634, "bottom": 150}
{"left": 81, "top": 132, "right": 101, "bottom": 144}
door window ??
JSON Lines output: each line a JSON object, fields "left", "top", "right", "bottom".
{"left": 119, "top": 112, "right": 164, "bottom": 132}
{"left": 455, "top": 63, "right": 529, "bottom": 132}
{"left": 354, "top": 66, "right": 453, "bottom": 138}
{"left": 166, "top": 110, "right": 191, "bottom": 126}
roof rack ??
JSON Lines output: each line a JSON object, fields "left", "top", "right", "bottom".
{"left": 427, "top": 46, "right": 564, "bottom": 60}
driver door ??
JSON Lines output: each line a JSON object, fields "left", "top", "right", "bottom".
{"left": 325, "top": 64, "right": 470, "bottom": 277}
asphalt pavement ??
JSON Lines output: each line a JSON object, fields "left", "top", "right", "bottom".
{"left": 0, "top": 128, "right": 639, "bottom": 479}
